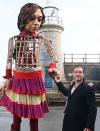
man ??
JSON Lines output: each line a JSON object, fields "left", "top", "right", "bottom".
{"left": 48, "top": 66, "right": 97, "bottom": 131}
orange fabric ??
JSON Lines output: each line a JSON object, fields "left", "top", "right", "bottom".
{"left": 13, "top": 70, "right": 43, "bottom": 79}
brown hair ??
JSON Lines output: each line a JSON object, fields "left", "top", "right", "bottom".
{"left": 17, "top": 3, "right": 45, "bottom": 31}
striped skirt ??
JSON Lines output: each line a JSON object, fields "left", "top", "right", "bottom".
{"left": 0, "top": 69, "right": 49, "bottom": 118}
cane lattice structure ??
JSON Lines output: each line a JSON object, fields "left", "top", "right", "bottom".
{"left": 6, "top": 35, "right": 57, "bottom": 71}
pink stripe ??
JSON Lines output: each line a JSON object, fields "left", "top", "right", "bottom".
{"left": 11, "top": 89, "right": 46, "bottom": 94}
{"left": 0, "top": 95, "right": 49, "bottom": 119}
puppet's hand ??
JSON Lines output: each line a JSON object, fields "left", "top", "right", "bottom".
{"left": 1, "top": 78, "right": 12, "bottom": 95}
{"left": 84, "top": 128, "right": 91, "bottom": 131}
{"left": 48, "top": 68, "right": 61, "bottom": 83}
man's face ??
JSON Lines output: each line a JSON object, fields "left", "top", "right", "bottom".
{"left": 25, "top": 8, "right": 43, "bottom": 33}
{"left": 73, "top": 67, "right": 84, "bottom": 82}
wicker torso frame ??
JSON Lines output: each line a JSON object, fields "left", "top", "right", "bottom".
{"left": 6, "top": 35, "right": 57, "bottom": 71}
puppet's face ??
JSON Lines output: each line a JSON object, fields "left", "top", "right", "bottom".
{"left": 25, "top": 8, "right": 43, "bottom": 33}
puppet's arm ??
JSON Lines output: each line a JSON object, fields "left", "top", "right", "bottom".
{"left": 42, "top": 37, "right": 57, "bottom": 68}
{"left": 3, "top": 37, "right": 14, "bottom": 79}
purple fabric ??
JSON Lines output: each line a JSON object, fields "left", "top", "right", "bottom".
{"left": 9, "top": 76, "right": 46, "bottom": 94}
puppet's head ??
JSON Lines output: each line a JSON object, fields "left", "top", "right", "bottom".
{"left": 17, "top": 3, "right": 45, "bottom": 32}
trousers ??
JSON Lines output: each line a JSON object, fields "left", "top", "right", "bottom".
{"left": 11, "top": 116, "right": 38, "bottom": 131}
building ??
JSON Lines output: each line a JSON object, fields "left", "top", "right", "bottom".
{"left": 39, "top": 5, "right": 65, "bottom": 88}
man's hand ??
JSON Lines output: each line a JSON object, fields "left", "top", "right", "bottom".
{"left": 84, "top": 128, "right": 91, "bottom": 131}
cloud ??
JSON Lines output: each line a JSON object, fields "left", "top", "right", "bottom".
{"left": 59, "top": 2, "right": 100, "bottom": 54}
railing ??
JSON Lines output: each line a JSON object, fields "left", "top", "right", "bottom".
{"left": 64, "top": 53, "right": 100, "bottom": 63}
{"left": 44, "top": 16, "right": 63, "bottom": 26}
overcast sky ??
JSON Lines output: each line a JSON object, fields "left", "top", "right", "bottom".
{"left": 0, "top": 0, "right": 100, "bottom": 81}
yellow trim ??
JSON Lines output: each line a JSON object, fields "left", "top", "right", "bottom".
{"left": 6, "top": 89, "right": 46, "bottom": 105}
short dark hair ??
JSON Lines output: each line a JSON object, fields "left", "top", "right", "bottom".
{"left": 17, "top": 3, "right": 45, "bottom": 31}
{"left": 73, "top": 65, "right": 85, "bottom": 73}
